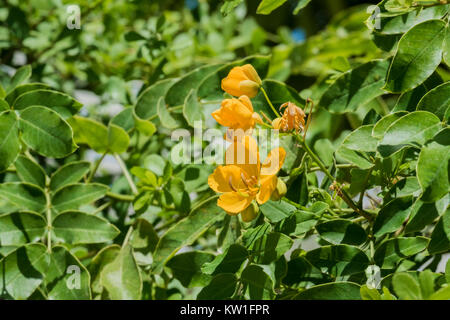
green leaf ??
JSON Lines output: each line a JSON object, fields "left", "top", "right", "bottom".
{"left": 46, "top": 245, "right": 91, "bottom": 300}
{"left": 4, "top": 83, "right": 51, "bottom": 106}
{"left": 360, "top": 285, "right": 381, "bottom": 300}
{"left": 88, "top": 245, "right": 121, "bottom": 295}
{"left": 417, "top": 142, "right": 450, "bottom": 202}
{"left": 68, "top": 116, "right": 109, "bottom": 153}
{"left": 253, "top": 79, "right": 304, "bottom": 117}
{"left": 277, "top": 210, "right": 318, "bottom": 236}
{"left": 131, "top": 218, "right": 159, "bottom": 254}
{"left": 166, "top": 63, "right": 224, "bottom": 107}
{"left": 372, "top": 111, "right": 407, "bottom": 139}
{"left": 107, "top": 124, "right": 130, "bottom": 153}
{"left": 444, "top": 26, "right": 450, "bottom": 67}
{"left": 0, "top": 99, "right": 8, "bottom": 111}
{"left": 405, "top": 199, "right": 440, "bottom": 233}
{"left": 49, "top": 161, "right": 90, "bottom": 191}
{"left": 51, "top": 183, "right": 109, "bottom": 213}
{"left": 319, "top": 59, "right": 390, "bottom": 114}
{"left": 393, "top": 72, "right": 443, "bottom": 112}
{"left": 183, "top": 89, "right": 203, "bottom": 127}
{"left": 0, "top": 212, "right": 46, "bottom": 246}
{"left": 283, "top": 256, "right": 327, "bottom": 287}
{"left": 374, "top": 237, "right": 429, "bottom": 269}
{"left": 429, "top": 284, "right": 450, "bottom": 300}
{"left": 0, "top": 182, "right": 46, "bottom": 213}
{"left": 419, "top": 269, "right": 436, "bottom": 299}
{"left": 133, "top": 112, "right": 156, "bottom": 137}
{"left": 166, "top": 251, "right": 215, "bottom": 288}
{"left": 446, "top": 259, "right": 450, "bottom": 283}
{"left": 101, "top": 244, "right": 142, "bottom": 300}
{"left": 417, "top": 82, "right": 450, "bottom": 120}
{"left": 111, "top": 107, "right": 134, "bottom": 132}
{"left": 252, "top": 232, "right": 293, "bottom": 265}
{"left": 428, "top": 210, "right": 450, "bottom": 254}
{"left": 293, "top": 0, "right": 312, "bottom": 14}
{"left": 0, "top": 111, "right": 20, "bottom": 172}
{"left": 7, "top": 65, "right": 31, "bottom": 92}
{"left": 336, "top": 125, "right": 377, "bottom": 169}
{"left": 152, "top": 197, "right": 226, "bottom": 273}
{"left": 305, "top": 245, "right": 370, "bottom": 277}
{"left": 197, "top": 273, "right": 237, "bottom": 300}
{"left": 384, "top": 20, "right": 446, "bottom": 93}
{"left": 377, "top": 5, "right": 449, "bottom": 35}
{"left": 221, "top": 0, "right": 244, "bottom": 15}
{"left": 14, "top": 155, "right": 46, "bottom": 188}
{"left": 134, "top": 78, "right": 177, "bottom": 120}
{"left": 241, "top": 264, "right": 275, "bottom": 299}
{"left": 0, "top": 244, "right": 49, "bottom": 300}
{"left": 340, "top": 125, "right": 378, "bottom": 152}
{"left": 294, "top": 282, "right": 361, "bottom": 300}
{"left": 52, "top": 211, "right": 120, "bottom": 244}
{"left": 166, "top": 177, "right": 191, "bottom": 211}
{"left": 392, "top": 273, "right": 422, "bottom": 300}
{"left": 257, "top": 0, "right": 287, "bottom": 15}
{"left": 19, "top": 106, "right": 76, "bottom": 158}
{"left": 68, "top": 116, "right": 129, "bottom": 153}
{"left": 201, "top": 244, "right": 248, "bottom": 275}
{"left": 316, "top": 219, "right": 367, "bottom": 245}
{"left": 157, "top": 96, "right": 182, "bottom": 129}
{"left": 260, "top": 200, "right": 296, "bottom": 223}
{"left": 377, "top": 111, "right": 441, "bottom": 157}
{"left": 13, "top": 89, "right": 82, "bottom": 117}
{"left": 373, "top": 197, "right": 414, "bottom": 237}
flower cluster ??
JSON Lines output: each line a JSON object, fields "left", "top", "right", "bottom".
{"left": 208, "top": 64, "right": 287, "bottom": 222}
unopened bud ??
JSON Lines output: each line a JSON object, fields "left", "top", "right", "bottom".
{"left": 272, "top": 117, "right": 282, "bottom": 130}
{"left": 241, "top": 201, "right": 259, "bottom": 222}
{"left": 271, "top": 178, "right": 287, "bottom": 201}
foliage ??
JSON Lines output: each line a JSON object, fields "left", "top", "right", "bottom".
{"left": 0, "top": 0, "right": 449, "bottom": 300}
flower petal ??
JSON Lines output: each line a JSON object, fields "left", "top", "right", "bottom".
{"left": 218, "top": 192, "right": 254, "bottom": 214}
{"left": 256, "top": 174, "right": 277, "bottom": 204}
{"left": 225, "top": 135, "right": 260, "bottom": 178}
{"left": 208, "top": 165, "right": 244, "bottom": 193}
{"left": 260, "top": 147, "right": 286, "bottom": 176}
{"left": 242, "top": 64, "right": 262, "bottom": 85}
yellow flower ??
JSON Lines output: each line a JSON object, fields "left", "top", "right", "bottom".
{"left": 221, "top": 64, "right": 262, "bottom": 98}
{"left": 208, "top": 136, "right": 286, "bottom": 218}
{"left": 211, "top": 95, "right": 262, "bottom": 134}
{"left": 272, "top": 102, "right": 306, "bottom": 132}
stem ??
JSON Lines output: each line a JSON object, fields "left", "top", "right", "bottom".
{"left": 106, "top": 192, "right": 134, "bottom": 202}
{"left": 87, "top": 151, "right": 107, "bottom": 183}
{"left": 114, "top": 153, "right": 138, "bottom": 195}
{"left": 93, "top": 201, "right": 111, "bottom": 214}
{"left": 260, "top": 86, "right": 281, "bottom": 118}
{"left": 45, "top": 179, "right": 52, "bottom": 253}
{"left": 282, "top": 197, "right": 308, "bottom": 210}
{"left": 294, "top": 134, "right": 374, "bottom": 222}
{"left": 122, "top": 225, "right": 134, "bottom": 247}
{"left": 376, "top": 96, "right": 390, "bottom": 116}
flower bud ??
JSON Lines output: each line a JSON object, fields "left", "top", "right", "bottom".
{"left": 271, "top": 178, "right": 287, "bottom": 201}
{"left": 240, "top": 201, "right": 259, "bottom": 222}
{"left": 221, "top": 64, "right": 262, "bottom": 98}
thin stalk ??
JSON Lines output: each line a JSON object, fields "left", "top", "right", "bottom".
{"left": 114, "top": 153, "right": 138, "bottom": 195}
{"left": 106, "top": 192, "right": 135, "bottom": 202}
{"left": 294, "top": 134, "right": 374, "bottom": 222}
{"left": 93, "top": 201, "right": 112, "bottom": 214}
{"left": 45, "top": 180, "right": 52, "bottom": 253}
{"left": 87, "top": 151, "right": 107, "bottom": 183}
{"left": 122, "top": 225, "right": 134, "bottom": 247}
{"left": 260, "top": 86, "right": 281, "bottom": 118}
